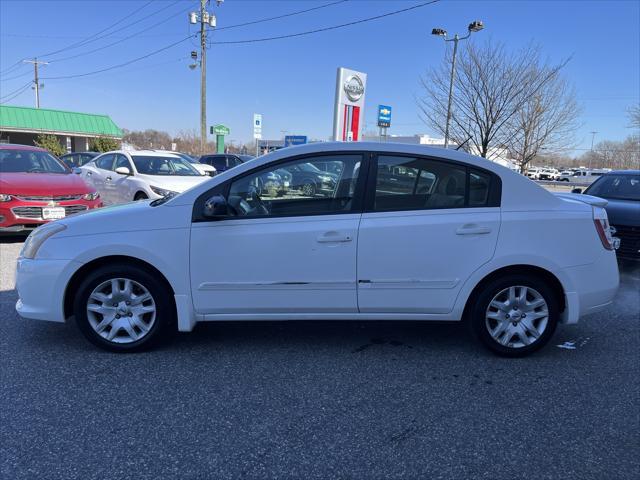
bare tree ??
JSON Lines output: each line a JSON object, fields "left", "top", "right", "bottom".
{"left": 505, "top": 74, "right": 580, "bottom": 172}
{"left": 418, "top": 41, "right": 571, "bottom": 162}
{"left": 628, "top": 104, "right": 640, "bottom": 129}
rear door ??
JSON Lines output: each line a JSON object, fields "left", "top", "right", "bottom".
{"left": 357, "top": 153, "right": 501, "bottom": 314}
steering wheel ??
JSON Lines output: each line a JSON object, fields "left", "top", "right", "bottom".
{"left": 248, "top": 185, "right": 269, "bottom": 215}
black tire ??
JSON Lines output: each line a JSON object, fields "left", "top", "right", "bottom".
{"left": 134, "top": 192, "right": 148, "bottom": 201}
{"left": 73, "top": 264, "right": 175, "bottom": 352}
{"left": 301, "top": 181, "right": 316, "bottom": 197}
{"left": 470, "top": 274, "right": 559, "bottom": 357}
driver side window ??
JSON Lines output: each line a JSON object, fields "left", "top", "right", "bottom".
{"left": 96, "top": 154, "right": 114, "bottom": 171}
{"left": 227, "top": 155, "right": 362, "bottom": 218}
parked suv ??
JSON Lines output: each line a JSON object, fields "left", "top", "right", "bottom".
{"left": 0, "top": 144, "right": 102, "bottom": 233}
{"left": 199, "top": 154, "right": 254, "bottom": 173}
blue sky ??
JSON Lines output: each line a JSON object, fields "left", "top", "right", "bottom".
{"left": 1, "top": 0, "right": 639, "bottom": 153}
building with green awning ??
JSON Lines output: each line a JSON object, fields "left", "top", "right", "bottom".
{"left": 0, "top": 105, "right": 122, "bottom": 152}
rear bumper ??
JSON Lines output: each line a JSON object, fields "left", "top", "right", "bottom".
{"left": 559, "top": 252, "right": 619, "bottom": 324}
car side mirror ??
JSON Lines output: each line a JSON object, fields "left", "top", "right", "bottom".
{"left": 571, "top": 188, "right": 582, "bottom": 194}
{"left": 72, "top": 167, "right": 82, "bottom": 175}
{"left": 115, "top": 166, "right": 131, "bottom": 176}
{"left": 203, "top": 194, "right": 229, "bottom": 219}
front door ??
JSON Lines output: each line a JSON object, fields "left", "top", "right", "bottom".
{"left": 357, "top": 154, "right": 501, "bottom": 314}
{"left": 83, "top": 153, "right": 114, "bottom": 204}
{"left": 190, "top": 153, "right": 365, "bottom": 315}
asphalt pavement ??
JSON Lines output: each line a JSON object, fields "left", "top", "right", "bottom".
{"left": 1, "top": 237, "right": 638, "bottom": 480}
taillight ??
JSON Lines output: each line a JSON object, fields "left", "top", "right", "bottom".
{"left": 593, "top": 206, "right": 614, "bottom": 250}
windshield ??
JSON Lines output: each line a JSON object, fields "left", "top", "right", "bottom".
{"left": 0, "top": 149, "right": 68, "bottom": 174}
{"left": 131, "top": 155, "right": 200, "bottom": 176}
{"left": 585, "top": 174, "right": 640, "bottom": 201}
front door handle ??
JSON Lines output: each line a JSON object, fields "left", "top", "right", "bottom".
{"left": 317, "top": 232, "right": 353, "bottom": 243}
{"left": 456, "top": 224, "right": 491, "bottom": 235}
{"left": 105, "top": 176, "right": 112, "bottom": 181}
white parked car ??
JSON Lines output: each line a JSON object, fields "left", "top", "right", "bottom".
{"left": 526, "top": 167, "right": 540, "bottom": 180}
{"left": 564, "top": 169, "right": 609, "bottom": 185}
{"left": 15, "top": 142, "right": 619, "bottom": 357}
{"left": 155, "top": 150, "right": 216, "bottom": 177}
{"left": 538, "top": 168, "right": 560, "bottom": 181}
{"left": 79, "top": 150, "right": 209, "bottom": 204}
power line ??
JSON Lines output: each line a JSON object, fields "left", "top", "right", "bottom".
{"left": 216, "top": 0, "right": 349, "bottom": 31}
{"left": 0, "top": 81, "right": 32, "bottom": 104}
{"left": 40, "top": 34, "right": 197, "bottom": 80}
{"left": 210, "top": 0, "right": 440, "bottom": 45}
{"left": 37, "top": 0, "right": 157, "bottom": 58}
{"left": 48, "top": 2, "right": 194, "bottom": 64}
{"left": 37, "top": 1, "right": 439, "bottom": 82}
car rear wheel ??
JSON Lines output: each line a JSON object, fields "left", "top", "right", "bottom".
{"left": 470, "top": 274, "right": 559, "bottom": 357}
{"left": 73, "top": 264, "right": 175, "bottom": 352}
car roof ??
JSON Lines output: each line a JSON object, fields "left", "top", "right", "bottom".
{"left": 107, "top": 149, "right": 182, "bottom": 158}
{"left": 0, "top": 143, "right": 47, "bottom": 152}
{"left": 604, "top": 170, "right": 640, "bottom": 175}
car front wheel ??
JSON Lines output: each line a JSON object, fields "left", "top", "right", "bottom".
{"left": 471, "top": 274, "right": 559, "bottom": 357}
{"left": 73, "top": 264, "right": 175, "bottom": 352}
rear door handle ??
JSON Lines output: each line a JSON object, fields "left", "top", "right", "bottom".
{"left": 456, "top": 225, "right": 491, "bottom": 235}
{"left": 317, "top": 232, "right": 353, "bottom": 243}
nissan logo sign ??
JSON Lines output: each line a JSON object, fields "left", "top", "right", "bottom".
{"left": 343, "top": 75, "right": 364, "bottom": 102}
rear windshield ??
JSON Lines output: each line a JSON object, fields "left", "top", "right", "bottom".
{"left": 131, "top": 155, "right": 200, "bottom": 176}
{"left": 586, "top": 174, "right": 640, "bottom": 201}
{"left": 0, "top": 149, "right": 68, "bottom": 174}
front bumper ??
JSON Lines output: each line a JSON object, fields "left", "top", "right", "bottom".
{"left": 15, "top": 257, "right": 82, "bottom": 322}
{"left": 0, "top": 198, "right": 102, "bottom": 231}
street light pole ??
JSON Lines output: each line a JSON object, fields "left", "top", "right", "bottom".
{"left": 432, "top": 21, "right": 484, "bottom": 148}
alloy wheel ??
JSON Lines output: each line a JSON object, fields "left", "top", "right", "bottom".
{"left": 86, "top": 278, "right": 156, "bottom": 344}
{"left": 485, "top": 285, "right": 549, "bottom": 349}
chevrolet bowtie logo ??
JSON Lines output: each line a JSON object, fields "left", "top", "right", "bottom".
{"left": 380, "top": 108, "right": 391, "bottom": 115}
{"left": 47, "top": 201, "right": 59, "bottom": 207}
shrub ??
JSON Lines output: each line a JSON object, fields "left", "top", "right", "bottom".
{"left": 33, "top": 134, "right": 66, "bottom": 157}
{"left": 89, "top": 136, "right": 120, "bottom": 152}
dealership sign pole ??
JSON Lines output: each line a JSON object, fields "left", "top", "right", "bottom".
{"left": 377, "top": 105, "right": 392, "bottom": 141}
{"left": 253, "top": 114, "right": 262, "bottom": 156}
{"left": 333, "top": 67, "right": 367, "bottom": 142}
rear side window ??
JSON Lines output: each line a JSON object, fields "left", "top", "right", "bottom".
{"left": 469, "top": 170, "right": 491, "bottom": 206}
{"left": 372, "top": 155, "right": 498, "bottom": 212}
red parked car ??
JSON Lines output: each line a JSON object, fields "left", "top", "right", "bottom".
{"left": 0, "top": 144, "right": 102, "bottom": 233}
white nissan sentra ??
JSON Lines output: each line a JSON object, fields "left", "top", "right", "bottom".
{"left": 15, "top": 142, "right": 619, "bottom": 356}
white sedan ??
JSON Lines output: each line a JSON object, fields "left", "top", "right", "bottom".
{"left": 79, "top": 150, "right": 209, "bottom": 204}
{"left": 15, "top": 142, "right": 619, "bottom": 356}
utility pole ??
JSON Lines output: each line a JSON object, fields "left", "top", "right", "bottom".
{"left": 23, "top": 58, "right": 48, "bottom": 108}
{"left": 589, "top": 131, "right": 598, "bottom": 169}
{"left": 189, "top": 1, "right": 222, "bottom": 153}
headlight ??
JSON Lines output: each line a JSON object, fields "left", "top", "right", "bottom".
{"left": 0, "top": 194, "right": 12, "bottom": 202}
{"left": 150, "top": 186, "right": 177, "bottom": 197}
{"left": 82, "top": 192, "right": 100, "bottom": 201}
{"left": 20, "top": 223, "right": 67, "bottom": 259}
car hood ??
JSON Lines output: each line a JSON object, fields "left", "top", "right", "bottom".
{"left": 603, "top": 198, "right": 640, "bottom": 226}
{"left": 0, "top": 172, "right": 92, "bottom": 196}
{"left": 57, "top": 198, "right": 190, "bottom": 236}
{"left": 136, "top": 173, "right": 210, "bottom": 192}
